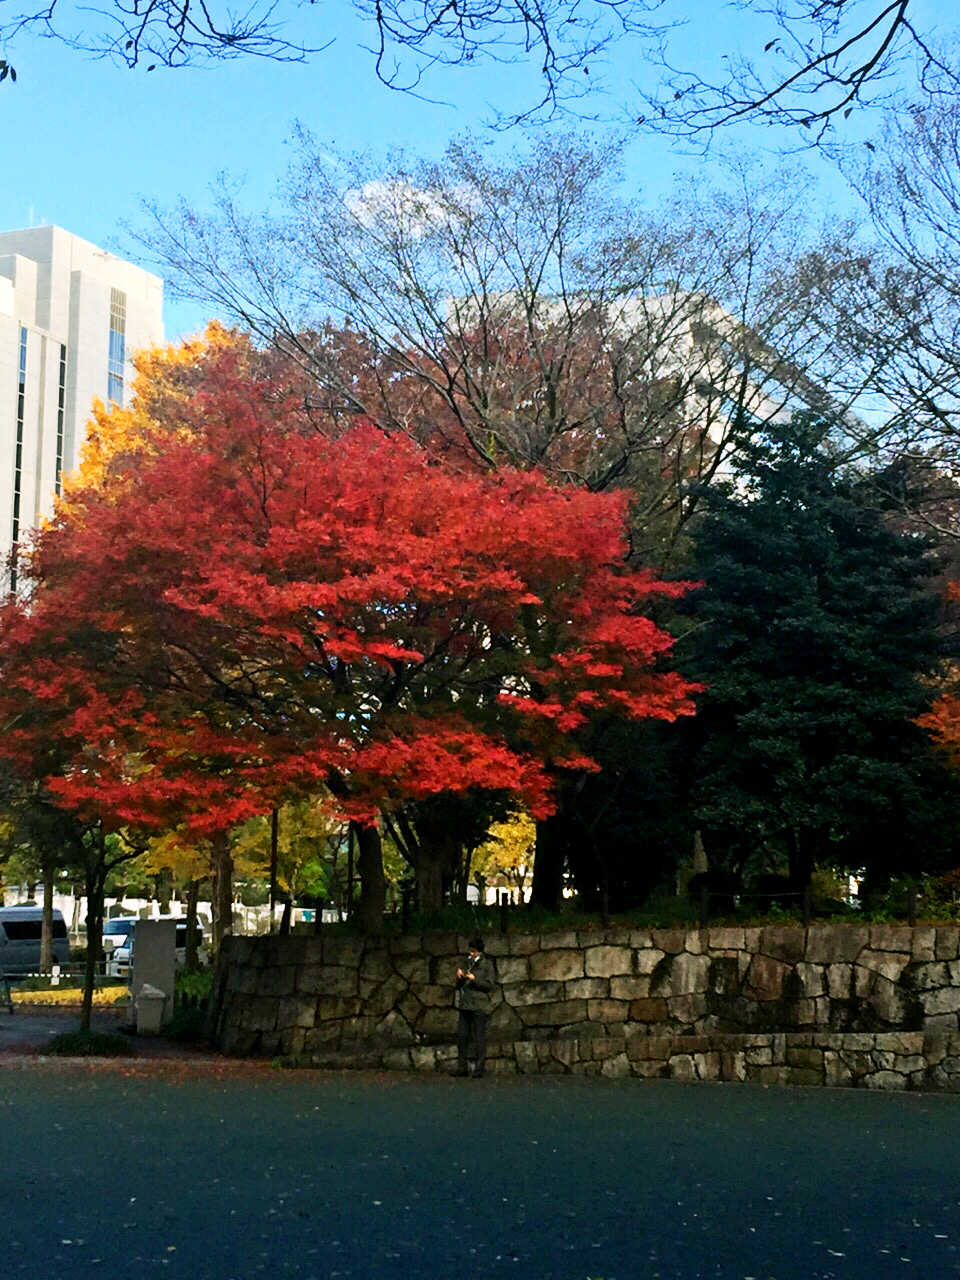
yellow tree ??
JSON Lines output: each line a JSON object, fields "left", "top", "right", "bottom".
{"left": 472, "top": 811, "right": 536, "bottom": 904}
{"left": 58, "top": 321, "right": 242, "bottom": 510}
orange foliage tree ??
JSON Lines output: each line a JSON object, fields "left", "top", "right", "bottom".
{"left": 0, "top": 344, "right": 698, "bottom": 931}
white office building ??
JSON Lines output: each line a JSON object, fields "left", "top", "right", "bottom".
{"left": 0, "top": 226, "right": 164, "bottom": 586}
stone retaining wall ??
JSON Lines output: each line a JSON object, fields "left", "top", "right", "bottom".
{"left": 211, "top": 923, "right": 960, "bottom": 1090}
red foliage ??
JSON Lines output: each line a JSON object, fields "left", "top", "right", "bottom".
{"left": 0, "top": 349, "right": 698, "bottom": 835}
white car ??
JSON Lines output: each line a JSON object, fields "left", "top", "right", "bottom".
{"left": 103, "top": 916, "right": 207, "bottom": 977}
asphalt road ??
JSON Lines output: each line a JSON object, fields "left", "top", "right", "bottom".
{"left": 0, "top": 1065, "right": 958, "bottom": 1280}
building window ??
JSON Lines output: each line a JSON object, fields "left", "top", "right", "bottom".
{"left": 11, "top": 326, "right": 27, "bottom": 592}
{"left": 55, "top": 343, "right": 67, "bottom": 496}
{"left": 108, "top": 287, "right": 126, "bottom": 407}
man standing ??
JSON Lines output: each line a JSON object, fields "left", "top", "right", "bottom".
{"left": 453, "top": 936, "right": 494, "bottom": 1078}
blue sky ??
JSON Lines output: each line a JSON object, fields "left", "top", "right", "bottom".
{"left": 0, "top": 0, "right": 947, "bottom": 340}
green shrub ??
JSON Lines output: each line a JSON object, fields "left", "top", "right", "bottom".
{"left": 48, "top": 1030, "right": 135, "bottom": 1057}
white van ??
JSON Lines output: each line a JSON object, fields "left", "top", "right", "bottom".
{"left": 0, "top": 906, "right": 70, "bottom": 973}
{"left": 103, "top": 916, "right": 206, "bottom": 977}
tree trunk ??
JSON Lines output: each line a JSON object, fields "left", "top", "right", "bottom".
{"left": 155, "top": 868, "right": 173, "bottom": 915}
{"left": 416, "top": 853, "right": 445, "bottom": 915}
{"left": 352, "top": 821, "right": 386, "bottom": 934}
{"left": 81, "top": 830, "right": 107, "bottom": 1034}
{"left": 530, "top": 815, "right": 566, "bottom": 912}
{"left": 210, "top": 831, "right": 234, "bottom": 953}
{"left": 184, "top": 879, "right": 200, "bottom": 971}
{"left": 269, "top": 807, "right": 279, "bottom": 932}
{"left": 40, "top": 864, "right": 55, "bottom": 973}
{"left": 786, "top": 827, "right": 815, "bottom": 895}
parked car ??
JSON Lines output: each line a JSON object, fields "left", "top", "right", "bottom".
{"left": 0, "top": 906, "right": 70, "bottom": 973}
{"left": 103, "top": 916, "right": 206, "bottom": 978}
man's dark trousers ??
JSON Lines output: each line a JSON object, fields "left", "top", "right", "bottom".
{"left": 457, "top": 1008, "right": 488, "bottom": 1075}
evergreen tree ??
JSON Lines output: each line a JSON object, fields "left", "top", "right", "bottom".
{"left": 684, "top": 415, "right": 958, "bottom": 895}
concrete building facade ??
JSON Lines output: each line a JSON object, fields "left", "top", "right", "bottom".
{"left": 0, "top": 226, "right": 164, "bottom": 585}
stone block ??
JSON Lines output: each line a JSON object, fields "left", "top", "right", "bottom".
{"left": 409, "top": 1045, "right": 443, "bottom": 1072}
{"left": 277, "top": 995, "right": 317, "bottom": 1030}
{"left": 924, "top": 1014, "right": 959, "bottom": 1032}
{"left": 483, "top": 937, "right": 511, "bottom": 957}
{"left": 651, "top": 929, "right": 688, "bottom": 954}
{"left": 415, "top": 983, "right": 454, "bottom": 1009}
{"left": 629, "top": 998, "right": 668, "bottom": 1023}
{"left": 751, "top": 1065, "right": 788, "bottom": 1086}
{"left": 911, "top": 928, "right": 937, "bottom": 963}
{"left": 668, "top": 1054, "right": 697, "bottom": 1081}
{"left": 708, "top": 927, "right": 745, "bottom": 951}
{"left": 488, "top": 1003, "right": 523, "bottom": 1039}
{"left": 227, "top": 967, "right": 259, "bottom": 995}
{"left": 823, "top": 1052, "right": 852, "bottom": 1087}
{"left": 665, "top": 994, "right": 707, "bottom": 1025}
{"left": 745, "top": 1046, "right": 773, "bottom": 1066}
{"left": 502, "top": 980, "right": 564, "bottom": 1007}
{"left": 494, "top": 956, "right": 529, "bottom": 984}
{"left": 516, "top": 999, "right": 587, "bottom": 1027}
{"left": 795, "top": 963, "right": 826, "bottom": 998}
{"left": 745, "top": 954, "right": 790, "bottom": 1001}
{"left": 669, "top": 952, "right": 712, "bottom": 995}
{"left": 303, "top": 1023, "right": 341, "bottom": 1050}
{"left": 856, "top": 951, "right": 908, "bottom": 983}
{"left": 382, "top": 1048, "right": 412, "bottom": 1071}
{"left": 922, "top": 987, "right": 960, "bottom": 1016}
{"left": 394, "top": 955, "right": 431, "bottom": 985}
{"left": 759, "top": 926, "right": 805, "bottom": 965}
{"left": 324, "top": 936, "right": 366, "bottom": 967}
{"left": 693, "top": 1052, "right": 721, "bottom": 1080}
{"left": 629, "top": 929, "right": 655, "bottom": 948}
{"left": 529, "top": 949, "right": 585, "bottom": 982}
{"left": 418, "top": 1008, "right": 458, "bottom": 1037}
{"left": 784, "top": 1067, "right": 824, "bottom": 1087}
{"left": 388, "top": 935, "right": 422, "bottom": 955}
{"left": 509, "top": 935, "right": 541, "bottom": 956}
{"left": 257, "top": 966, "right": 296, "bottom": 998}
{"left": 635, "top": 949, "right": 666, "bottom": 975}
{"left": 586, "top": 999, "right": 630, "bottom": 1024}
{"left": 868, "top": 925, "right": 913, "bottom": 954}
{"left": 935, "top": 926, "right": 960, "bottom": 961}
{"left": 539, "top": 931, "right": 580, "bottom": 950}
{"left": 719, "top": 1049, "right": 747, "bottom": 1082}
{"left": 600, "top": 927, "right": 634, "bottom": 947}
{"left": 584, "top": 945, "right": 633, "bottom": 978}
{"left": 565, "top": 978, "right": 608, "bottom": 1000}
{"left": 825, "top": 963, "right": 854, "bottom": 1000}
{"left": 240, "top": 997, "right": 279, "bottom": 1033}
{"left": 864, "top": 1070, "right": 907, "bottom": 1091}
{"left": 515, "top": 1042, "right": 539, "bottom": 1073}
{"left": 359, "top": 949, "right": 393, "bottom": 982}
{"left": 571, "top": 1061, "right": 603, "bottom": 1076}
{"left": 708, "top": 956, "right": 741, "bottom": 996}
{"left": 550, "top": 1039, "right": 580, "bottom": 1066}
{"left": 398, "top": 993, "right": 424, "bottom": 1028}
{"left": 786, "top": 1047, "right": 823, "bottom": 1069}
{"left": 610, "top": 975, "right": 652, "bottom": 1001}
{"left": 626, "top": 1035, "right": 672, "bottom": 1061}
{"left": 633, "top": 1059, "right": 669, "bottom": 1078}
{"left": 805, "top": 926, "right": 868, "bottom": 964}
{"left": 600, "top": 1053, "right": 631, "bottom": 1078}
{"left": 422, "top": 936, "right": 463, "bottom": 957}
{"left": 376, "top": 1009, "right": 415, "bottom": 1043}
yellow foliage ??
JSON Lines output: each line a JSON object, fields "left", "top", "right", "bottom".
{"left": 59, "top": 321, "right": 242, "bottom": 511}
{"left": 473, "top": 810, "right": 536, "bottom": 900}
{"left": 12, "top": 986, "right": 129, "bottom": 1006}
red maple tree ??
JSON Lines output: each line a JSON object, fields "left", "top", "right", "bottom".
{"left": 0, "top": 348, "right": 698, "bottom": 930}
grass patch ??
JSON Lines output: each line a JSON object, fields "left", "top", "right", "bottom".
{"left": 48, "top": 1030, "right": 136, "bottom": 1057}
